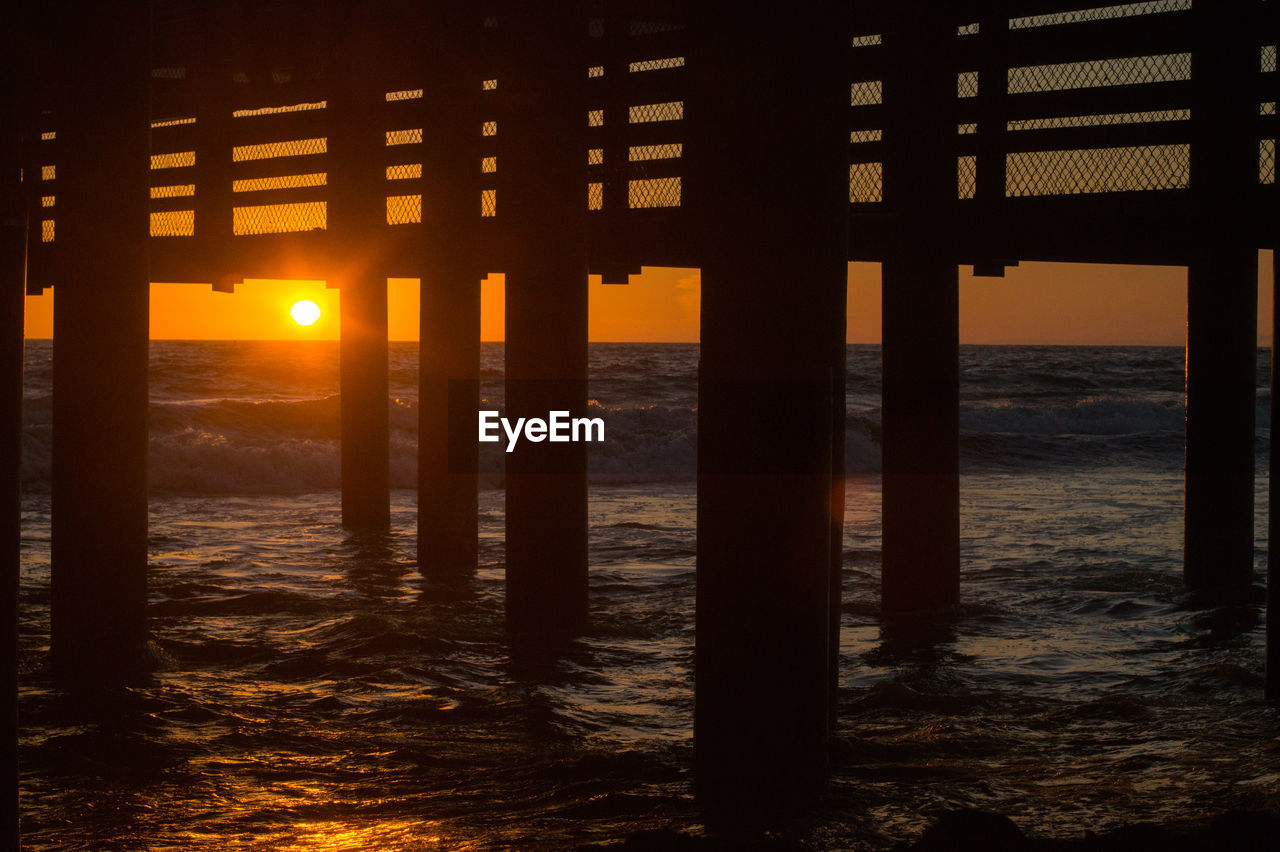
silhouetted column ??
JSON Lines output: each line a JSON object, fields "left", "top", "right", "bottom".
{"left": 690, "top": 2, "right": 846, "bottom": 826}
{"left": 418, "top": 4, "right": 481, "bottom": 574}
{"left": 880, "top": 14, "right": 961, "bottom": 617}
{"left": 1184, "top": 3, "right": 1257, "bottom": 590}
{"left": 829, "top": 281, "right": 847, "bottom": 722}
{"left": 329, "top": 15, "right": 390, "bottom": 530}
{"left": 500, "top": 4, "right": 590, "bottom": 636}
{"left": 50, "top": 3, "right": 152, "bottom": 680}
{"left": 419, "top": 272, "right": 480, "bottom": 571}
{"left": 1269, "top": 4, "right": 1280, "bottom": 705}
{"left": 1270, "top": 252, "right": 1278, "bottom": 701}
{"left": 1, "top": 16, "right": 25, "bottom": 845}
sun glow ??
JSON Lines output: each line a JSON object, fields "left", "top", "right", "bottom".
{"left": 290, "top": 300, "right": 322, "bottom": 326}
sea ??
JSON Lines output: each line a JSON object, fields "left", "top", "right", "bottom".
{"left": 14, "top": 340, "right": 1280, "bottom": 849}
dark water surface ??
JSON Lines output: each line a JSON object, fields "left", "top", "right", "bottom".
{"left": 16, "top": 342, "right": 1280, "bottom": 848}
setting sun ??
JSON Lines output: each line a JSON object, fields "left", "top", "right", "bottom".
{"left": 290, "top": 300, "right": 321, "bottom": 326}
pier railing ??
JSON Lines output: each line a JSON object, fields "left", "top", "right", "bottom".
{"left": 22, "top": 1, "right": 1273, "bottom": 293}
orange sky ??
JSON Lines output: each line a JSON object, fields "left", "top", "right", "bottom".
{"left": 21, "top": 252, "right": 1276, "bottom": 345}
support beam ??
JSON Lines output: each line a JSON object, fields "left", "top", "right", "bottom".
{"left": 329, "top": 12, "right": 390, "bottom": 531}
{"left": 691, "top": 2, "right": 846, "bottom": 827}
{"left": 1, "top": 12, "right": 25, "bottom": 844}
{"left": 50, "top": 3, "right": 152, "bottom": 681}
{"left": 500, "top": 3, "right": 590, "bottom": 637}
{"left": 1183, "top": 1, "right": 1257, "bottom": 591}
{"left": 418, "top": 274, "right": 479, "bottom": 573}
{"left": 829, "top": 282, "right": 847, "bottom": 723}
{"left": 880, "top": 13, "right": 961, "bottom": 618}
{"left": 1270, "top": 251, "right": 1279, "bottom": 701}
{"left": 417, "top": 3, "right": 481, "bottom": 575}
{"left": 1268, "top": 3, "right": 1280, "bottom": 705}
{"left": 338, "top": 277, "right": 391, "bottom": 531}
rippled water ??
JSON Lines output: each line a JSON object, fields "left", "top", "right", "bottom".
{"left": 15, "top": 342, "right": 1280, "bottom": 848}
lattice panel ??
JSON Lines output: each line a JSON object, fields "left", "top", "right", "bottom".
{"left": 234, "top": 102, "right": 325, "bottom": 118}
{"left": 849, "top": 162, "right": 883, "bottom": 203}
{"left": 851, "top": 81, "right": 882, "bottom": 107}
{"left": 1263, "top": 139, "right": 1276, "bottom": 185}
{"left": 386, "top": 129, "right": 423, "bottom": 146}
{"left": 1010, "top": 0, "right": 1190, "bottom": 30}
{"left": 851, "top": 34, "right": 881, "bottom": 47}
{"left": 1007, "top": 109, "right": 1189, "bottom": 131}
{"left": 957, "top": 72, "right": 978, "bottom": 98}
{"left": 1008, "top": 54, "right": 1191, "bottom": 94}
{"left": 1263, "top": 45, "right": 1277, "bottom": 74}
{"left": 629, "top": 101, "right": 683, "bottom": 123}
{"left": 386, "top": 164, "right": 421, "bottom": 180}
{"left": 386, "top": 194, "right": 422, "bottom": 225}
{"left": 233, "top": 201, "right": 326, "bottom": 235}
{"left": 481, "top": 189, "right": 496, "bottom": 217}
{"left": 41, "top": 220, "right": 54, "bottom": 243}
{"left": 151, "top": 184, "right": 195, "bottom": 199}
{"left": 152, "top": 151, "right": 196, "bottom": 169}
{"left": 630, "top": 57, "right": 684, "bottom": 72}
{"left": 151, "top": 209, "right": 195, "bottom": 237}
{"left": 1006, "top": 145, "right": 1189, "bottom": 196}
{"left": 630, "top": 143, "right": 682, "bottom": 161}
{"left": 631, "top": 20, "right": 681, "bottom": 36}
{"left": 234, "top": 173, "right": 326, "bottom": 192}
{"left": 958, "top": 156, "right": 977, "bottom": 199}
{"left": 588, "top": 182, "right": 603, "bottom": 210}
{"left": 233, "top": 138, "right": 326, "bottom": 161}
{"left": 851, "top": 129, "right": 882, "bottom": 143}
{"left": 629, "top": 177, "right": 681, "bottom": 208}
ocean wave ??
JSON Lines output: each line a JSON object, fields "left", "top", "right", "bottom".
{"left": 960, "top": 395, "right": 1187, "bottom": 435}
{"left": 16, "top": 391, "right": 1270, "bottom": 493}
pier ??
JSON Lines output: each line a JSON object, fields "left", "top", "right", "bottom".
{"left": 2, "top": 0, "right": 1277, "bottom": 839}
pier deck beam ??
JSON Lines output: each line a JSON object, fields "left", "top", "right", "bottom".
{"left": 50, "top": 3, "right": 152, "bottom": 681}
{"left": 691, "top": 2, "right": 847, "bottom": 825}
{"left": 1183, "top": 2, "right": 1257, "bottom": 591}
{"left": 330, "top": 19, "right": 390, "bottom": 532}
{"left": 880, "top": 13, "right": 961, "bottom": 618}
{"left": 500, "top": 4, "right": 590, "bottom": 637}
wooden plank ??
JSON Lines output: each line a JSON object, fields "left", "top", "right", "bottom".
{"left": 992, "top": 12, "right": 1195, "bottom": 68}
{"left": 232, "top": 152, "right": 328, "bottom": 180}
{"left": 1001, "top": 118, "right": 1190, "bottom": 152}
{"left": 999, "top": 79, "right": 1191, "bottom": 121}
